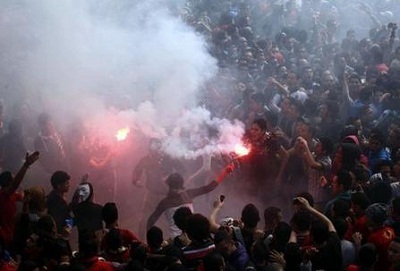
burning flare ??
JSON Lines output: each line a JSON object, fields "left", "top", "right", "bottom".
{"left": 234, "top": 143, "right": 250, "bottom": 157}
{"left": 116, "top": 127, "right": 130, "bottom": 141}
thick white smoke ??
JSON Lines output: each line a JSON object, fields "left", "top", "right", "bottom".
{"left": 0, "top": 0, "right": 245, "bottom": 159}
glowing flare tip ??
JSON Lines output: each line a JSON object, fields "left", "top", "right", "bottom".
{"left": 116, "top": 127, "right": 130, "bottom": 141}
{"left": 234, "top": 144, "right": 250, "bottom": 156}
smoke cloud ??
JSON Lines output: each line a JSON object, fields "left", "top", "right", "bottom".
{"left": 0, "top": 0, "right": 245, "bottom": 158}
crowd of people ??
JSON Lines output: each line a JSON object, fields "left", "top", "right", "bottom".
{"left": 2, "top": 0, "right": 400, "bottom": 270}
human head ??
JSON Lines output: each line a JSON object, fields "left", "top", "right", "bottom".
{"left": 332, "top": 170, "right": 353, "bottom": 195}
{"left": 104, "top": 227, "right": 124, "bottom": 252}
{"left": 186, "top": 214, "right": 210, "bottom": 241}
{"left": 24, "top": 186, "right": 46, "bottom": 214}
{"left": 250, "top": 118, "right": 267, "bottom": 141}
{"left": 165, "top": 173, "right": 184, "bottom": 190}
{"left": 368, "top": 130, "right": 386, "bottom": 153}
{"left": 365, "top": 203, "right": 389, "bottom": 229}
{"left": 50, "top": 171, "right": 71, "bottom": 193}
{"left": 214, "top": 229, "right": 236, "bottom": 258}
{"left": 77, "top": 182, "right": 94, "bottom": 202}
{"left": 359, "top": 243, "right": 377, "bottom": 268}
{"left": 173, "top": 206, "right": 192, "bottom": 232}
{"left": 203, "top": 251, "right": 225, "bottom": 271}
{"left": 290, "top": 210, "right": 312, "bottom": 234}
{"left": 264, "top": 206, "right": 282, "bottom": 231}
{"left": 351, "top": 192, "right": 370, "bottom": 215}
{"left": 314, "top": 137, "right": 333, "bottom": 157}
{"left": 146, "top": 226, "right": 164, "bottom": 250}
{"left": 241, "top": 203, "right": 260, "bottom": 228}
{"left": 102, "top": 202, "right": 118, "bottom": 225}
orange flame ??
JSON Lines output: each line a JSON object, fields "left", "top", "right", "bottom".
{"left": 116, "top": 127, "right": 130, "bottom": 141}
{"left": 234, "top": 144, "right": 250, "bottom": 157}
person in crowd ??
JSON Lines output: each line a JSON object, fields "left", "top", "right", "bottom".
{"left": 182, "top": 213, "right": 215, "bottom": 270}
{"left": 71, "top": 179, "right": 103, "bottom": 242}
{"left": 171, "top": 206, "right": 192, "bottom": 249}
{"left": 213, "top": 228, "right": 252, "bottom": 271}
{"left": 34, "top": 113, "right": 67, "bottom": 174}
{"left": 324, "top": 170, "right": 353, "bottom": 216}
{"left": 365, "top": 203, "right": 395, "bottom": 271}
{"left": 46, "top": 170, "right": 72, "bottom": 234}
{"left": 101, "top": 202, "right": 140, "bottom": 251}
{"left": 146, "top": 163, "right": 234, "bottom": 238}
{"left": 292, "top": 197, "right": 342, "bottom": 271}
{"left": 132, "top": 138, "right": 186, "bottom": 239}
{"left": 0, "top": 151, "right": 39, "bottom": 250}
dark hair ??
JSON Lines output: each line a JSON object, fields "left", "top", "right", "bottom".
{"left": 146, "top": 226, "right": 163, "bottom": 249}
{"left": 250, "top": 92, "right": 265, "bottom": 104}
{"left": 251, "top": 239, "right": 270, "bottom": 265}
{"left": 359, "top": 243, "right": 377, "bottom": 268}
{"left": 290, "top": 210, "right": 312, "bottom": 232}
{"left": 186, "top": 214, "right": 210, "bottom": 241}
{"left": 252, "top": 118, "right": 267, "bottom": 131}
{"left": 165, "top": 173, "right": 184, "bottom": 190}
{"left": 351, "top": 192, "right": 370, "bottom": 210}
{"left": 102, "top": 202, "right": 118, "bottom": 225}
{"left": 203, "top": 251, "right": 225, "bottom": 271}
{"left": 130, "top": 241, "right": 147, "bottom": 264}
{"left": 264, "top": 206, "right": 281, "bottom": 223}
{"left": 295, "top": 192, "right": 314, "bottom": 207}
{"left": 241, "top": 203, "right": 260, "bottom": 228}
{"left": 392, "top": 197, "right": 400, "bottom": 215}
{"left": 318, "top": 137, "right": 333, "bottom": 155}
{"left": 50, "top": 171, "right": 70, "bottom": 189}
{"left": 337, "top": 170, "right": 353, "bottom": 191}
{"left": 173, "top": 207, "right": 192, "bottom": 231}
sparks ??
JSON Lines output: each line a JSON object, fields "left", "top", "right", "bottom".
{"left": 234, "top": 144, "right": 250, "bottom": 157}
{"left": 116, "top": 127, "right": 130, "bottom": 141}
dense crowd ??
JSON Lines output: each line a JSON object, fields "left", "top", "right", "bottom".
{"left": 2, "top": 0, "right": 400, "bottom": 270}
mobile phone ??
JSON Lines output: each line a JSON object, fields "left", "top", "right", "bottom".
{"left": 65, "top": 218, "right": 74, "bottom": 227}
{"left": 220, "top": 195, "right": 225, "bottom": 202}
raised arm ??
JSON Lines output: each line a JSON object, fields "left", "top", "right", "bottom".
{"left": 295, "top": 197, "right": 336, "bottom": 232}
{"left": 5, "top": 151, "right": 39, "bottom": 195}
{"left": 209, "top": 197, "right": 224, "bottom": 233}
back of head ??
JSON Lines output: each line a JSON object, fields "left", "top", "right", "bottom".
{"left": 146, "top": 226, "right": 164, "bottom": 249}
{"left": 102, "top": 202, "right": 118, "bottom": 225}
{"left": 203, "top": 251, "right": 225, "bottom": 271}
{"left": 290, "top": 210, "right": 312, "bottom": 232}
{"left": 365, "top": 203, "right": 389, "bottom": 227}
{"left": 241, "top": 203, "right": 260, "bottom": 228}
{"left": 351, "top": 192, "right": 370, "bottom": 211}
{"left": 173, "top": 207, "right": 193, "bottom": 232}
{"left": 264, "top": 206, "right": 281, "bottom": 224}
{"left": 359, "top": 243, "right": 377, "bottom": 268}
{"left": 186, "top": 213, "right": 210, "bottom": 241}
{"left": 50, "top": 171, "right": 70, "bottom": 189}
{"left": 24, "top": 186, "right": 46, "bottom": 213}
{"left": 333, "top": 199, "right": 350, "bottom": 218}
{"left": 165, "top": 173, "right": 184, "bottom": 190}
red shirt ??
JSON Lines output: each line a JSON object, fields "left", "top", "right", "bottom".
{"left": 101, "top": 227, "right": 140, "bottom": 251}
{"left": 0, "top": 190, "right": 22, "bottom": 247}
{"left": 368, "top": 226, "right": 394, "bottom": 271}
